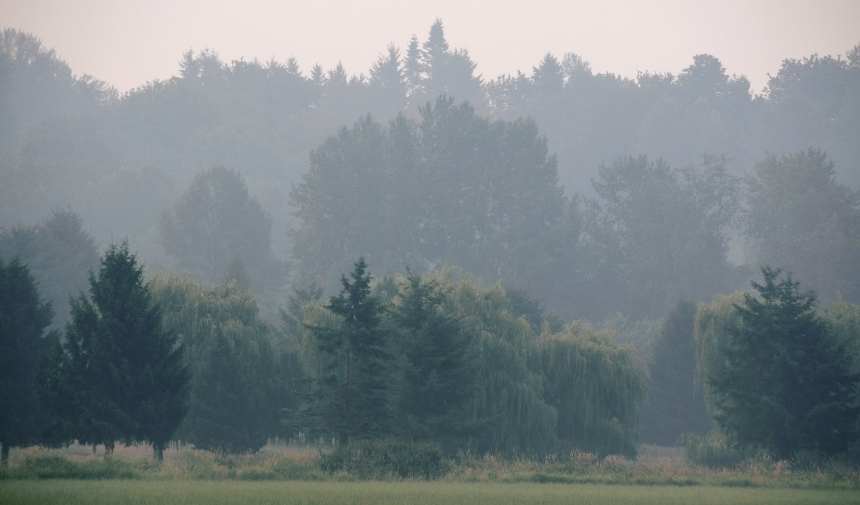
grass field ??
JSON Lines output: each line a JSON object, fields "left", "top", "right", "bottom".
{"left": 2, "top": 480, "right": 860, "bottom": 505}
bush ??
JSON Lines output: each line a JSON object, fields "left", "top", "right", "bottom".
{"left": 0, "top": 456, "right": 137, "bottom": 479}
{"left": 320, "top": 439, "right": 446, "bottom": 479}
{"left": 682, "top": 432, "right": 753, "bottom": 469}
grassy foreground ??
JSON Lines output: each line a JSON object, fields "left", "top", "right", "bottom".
{"left": 2, "top": 480, "right": 860, "bottom": 505}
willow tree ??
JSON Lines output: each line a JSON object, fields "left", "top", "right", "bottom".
{"left": 539, "top": 324, "right": 645, "bottom": 456}
{"left": 152, "top": 276, "right": 287, "bottom": 453}
{"left": 440, "top": 275, "right": 557, "bottom": 455}
{"left": 694, "top": 291, "right": 746, "bottom": 415}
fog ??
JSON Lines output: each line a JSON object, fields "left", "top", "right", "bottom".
{"left": 1, "top": 0, "right": 860, "bottom": 480}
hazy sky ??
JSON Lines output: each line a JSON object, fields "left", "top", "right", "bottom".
{"left": 1, "top": 0, "right": 858, "bottom": 93}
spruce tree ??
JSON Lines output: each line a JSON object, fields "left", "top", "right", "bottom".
{"left": 710, "top": 267, "right": 860, "bottom": 458}
{"left": 393, "top": 271, "right": 475, "bottom": 448}
{"left": 64, "top": 243, "right": 189, "bottom": 461}
{"left": 312, "top": 258, "right": 392, "bottom": 443}
{"left": 0, "top": 258, "right": 53, "bottom": 465}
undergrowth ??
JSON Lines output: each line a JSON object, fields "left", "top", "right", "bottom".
{"left": 1, "top": 443, "right": 858, "bottom": 490}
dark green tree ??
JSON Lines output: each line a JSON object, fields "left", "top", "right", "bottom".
{"left": 393, "top": 271, "right": 475, "bottom": 448}
{"left": 64, "top": 243, "right": 189, "bottom": 461}
{"left": 0, "top": 258, "right": 53, "bottom": 465}
{"left": 311, "top": 259, "right": 392, "bottom": 443}
{"left": 639, "top": 301, "right": 710, "bottom": 445}
{"left": 710, "top": 267, "right": 860, "bottom": 459}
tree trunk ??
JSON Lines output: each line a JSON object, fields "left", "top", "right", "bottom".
{"left": 154, "top": 444, "right": 164, "bottom": 463}
{"left": 1, "top": 442, "right": 9, "bottom": 467}
{"left": 104, "top": 441, "right": 114, "bottom": 458}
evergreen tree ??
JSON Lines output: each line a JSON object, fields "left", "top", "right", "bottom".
{"left": 0, "top": 258, "right": 53, "bottom": 465}
{"left": 421, "top": 19, "right": 449, "bottom": 82}
{"left": 710, "top": 267, "right": 860, "bottom": 458}
{"left": 311, "top": 259, "right": 392, "bottom": 443}
{"left": 393, "top": 271, "right": 475, "bottom": 448}
{"left": 640, "top": 301, "right": 710, "bottom": 445}
{"left": 404, "top": 35, "right": 423, "bottom": 102}
{"left": 64, "top": 243, "right": 189, "bottom": 461}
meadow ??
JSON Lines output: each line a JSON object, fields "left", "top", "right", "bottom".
{"left": 2, "top": 480, "right": 860, "bottom": 505}
{"left": 2, "top": 442, "right": 860, "bottom": 505}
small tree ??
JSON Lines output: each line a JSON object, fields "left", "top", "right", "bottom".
{"left": 710, "top": 267, "right": 860, "bottom": 458}
{"left": 64, "top": 243, "right": 189, "bottom": 461}
{"left": 0, "top": 259, "right": 53, "bottom": 465}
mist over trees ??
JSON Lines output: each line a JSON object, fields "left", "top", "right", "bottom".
{"left": 1, "top": 18, "right": 860, "bottom": 465}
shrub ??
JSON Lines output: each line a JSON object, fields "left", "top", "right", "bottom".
{"left": 0, "top": 456, "right": 137, "bottom": 479}
{"left": 682, "top": 432, "right": 752, "bottom": 468}
{"left": 320, "top": 439, "right": 446, "bottom": 479}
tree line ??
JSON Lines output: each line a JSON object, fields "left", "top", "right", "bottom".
{"left": 1, "top": 248, "right": 647, "bottom": 463}
{"left": 1, "top": 22, "right": 858, "bottom": 321}
{"left": 1, "top": 19, "right": 860, "bottom": 466}
{"left": 4, "top": 245, "right": 859, "bottom": 465}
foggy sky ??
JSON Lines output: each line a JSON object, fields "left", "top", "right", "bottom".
{"left": 1, "top": 0, "right": 858, "bottom": 93}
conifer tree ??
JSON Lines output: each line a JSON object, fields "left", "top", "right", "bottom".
{"left": 710, "top": 267, "right": 860, "bottom": 458}
{"left": 64, "top": 243, "right": 189, "bottom": 461}
{"left": 393, "top": 272, "right": 475, "bottom": 448}
{"left": 312, "top": 258, "right": 392, "bottom": 443}
{"left": 0, "top": 258, "right": 53, "bottom": 465}
{"left": 404, "top": 35, "right": 423, "bottom": 101}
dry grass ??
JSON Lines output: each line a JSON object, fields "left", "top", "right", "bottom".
{"left": 3, "top": 442, "right": 859, "bottom": 489}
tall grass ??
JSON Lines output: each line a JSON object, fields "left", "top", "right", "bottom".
{"left": 1, "top": 442, "right": 858, "bottom": 490}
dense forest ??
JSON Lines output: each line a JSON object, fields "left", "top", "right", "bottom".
{"left": 1, "top": 20, "right": 860, "bottom": 466}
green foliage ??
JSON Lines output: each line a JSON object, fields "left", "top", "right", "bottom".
{"left": 310, "top": 259, "right": 394, "bottom": 442}
{"left": 694, "top": 291, "right": 746, "bottom": 415}
{"left": 709, "top": 267, "right": 860, "bottom": 459}
{"left": 640, "top": 301, "right": 711, "bottom": 445}
{"left": 539, "top": 325, "right": 646, "bottom": 457}
{"left": 392, "top": 272, "right": 476, "bottom": 448}
{"left": 152, "top": 276, "right": 293, "bottom": 453}
{"left": 320, "top": 439, "right": 446, "bottom": 479}
{"left": 0, "top": 258, "right": 53, "bottom": 464}
{"left": 445, "top": 276, "right": 558, "bottom": 455}
{"left": 62, "top": 243, "right": 190, "bottom": 460}
{"left": 683, "top": 432, "right": 754, "bottom": 469}
{"left": 2, "top": 455, "right": 136, "bottom": 479}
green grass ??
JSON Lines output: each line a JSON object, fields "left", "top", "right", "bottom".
{"left": 1, "top": 480, "right": 859, "bottom": 505}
